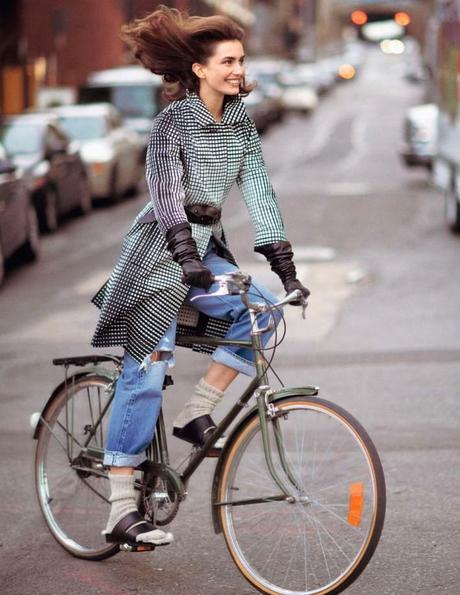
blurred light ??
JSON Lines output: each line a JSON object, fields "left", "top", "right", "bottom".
{"left": 380, "top": 39, "right": 406, "bottom": 54}
{"left": 338, "top": 64, "right": 356, "bottom": 80}
{"left": 351, "top": 10, "right": 368, "bottom": 26}
{"left": 394, "top": 12, "right": 411, "bottom": 27}
{"left": 34, "top": 58, "right": 47, "bottom": 82}
{"left": 91, "top": 162, "right": 109, "bottom": 175}
{"left": 362, "top": 21, "right": 404, "bottom": 42}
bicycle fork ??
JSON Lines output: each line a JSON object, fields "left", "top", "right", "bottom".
{"left": 251, "top": 325, "right": 306, "bottom": 501}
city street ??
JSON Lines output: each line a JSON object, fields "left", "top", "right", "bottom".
{"left": 1, "top": 46, "right": 459, "bottom": 594}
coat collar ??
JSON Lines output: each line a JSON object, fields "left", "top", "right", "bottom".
{"left": 186, "top": 91, "right": 247, "bottom": 127}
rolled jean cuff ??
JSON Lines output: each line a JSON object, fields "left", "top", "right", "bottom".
{"left": 103, "top": 450, "right": 147, "bottom": 468}
{"left": 212, "top": 346, "right": 256, "bottom": 377}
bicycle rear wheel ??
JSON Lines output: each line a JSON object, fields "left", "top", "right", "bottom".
{"left": 216, "top": 395, "right": 386, "bottom": 595}
{"left": 35, "top": 373, "right": 119, "bottom": 560}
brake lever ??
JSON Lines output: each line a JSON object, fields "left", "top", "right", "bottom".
{"left": 190, "top": 278, "right": 228, "bottom": 302}
{"left": 301, "top": 299, "right": 308, "bottom": 320}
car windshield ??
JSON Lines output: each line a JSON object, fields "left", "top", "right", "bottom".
{"left": 79, "top": 85, "right": 158, "bottom": 119}
{"left": 112, "top": 86, "right": 157, "bottom": 118}
{"left": 58, "top": 116, "right": 107, "bottom": 140}
{"left": 0, "top": 123, "right": 42, "bottom": 155}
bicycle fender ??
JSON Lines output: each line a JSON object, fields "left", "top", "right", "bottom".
{"left": 210, "top": 386, "right": 319, "bottom": 534}
{"left": 32, "top": 370, "right": 115, "bottom": 440}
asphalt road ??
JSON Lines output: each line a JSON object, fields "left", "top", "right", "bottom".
{"left": 1, "top": 46, "right": 459, "bottom": 594}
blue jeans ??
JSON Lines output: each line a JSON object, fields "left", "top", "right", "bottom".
{"left": 104, "top": 242, "right": 281, "bottom": 467}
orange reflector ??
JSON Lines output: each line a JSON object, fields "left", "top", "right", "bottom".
{"left": 347, "top": 482, "right": 364, "bottom": 527}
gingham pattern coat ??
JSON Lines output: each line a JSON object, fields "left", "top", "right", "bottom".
{"left": 91, "top": 92, "right": 287, "bottom": 363}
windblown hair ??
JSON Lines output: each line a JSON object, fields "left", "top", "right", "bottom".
{"left": 121, "top": 5, "right": 253, "bottom": 101}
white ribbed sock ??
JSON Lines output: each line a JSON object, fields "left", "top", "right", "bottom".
{"left": 173, "top": 378, "right": 224, "bottom": 429}
{"left": 105, "top": 473, "right": 138, "bottom": 532}
{"left": 104, "top": 473, "right": 174, "bottom": 544}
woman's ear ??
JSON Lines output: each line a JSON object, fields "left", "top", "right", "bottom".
{"left": 192, "top": 62, "right": 206, "bottom": 79}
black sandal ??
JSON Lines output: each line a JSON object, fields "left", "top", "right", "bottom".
{"left": 104, "top": 511, "right": 173, "bottom": 547}
{"left": 172, "top": 414, "right": 216, "bottom": 446}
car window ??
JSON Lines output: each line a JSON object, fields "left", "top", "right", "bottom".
{"left": 58, "top": 116, "right": 107, "bottom": 140}
{"left": 0, "top": 122, "right": 42, "bottom": 155}
{"left": 112, "top": 85, "right": 158, "bottom": 118}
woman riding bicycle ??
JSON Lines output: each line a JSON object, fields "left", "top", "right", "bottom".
{"left": 91, "top": 6, "right": 310, "bottom": 548}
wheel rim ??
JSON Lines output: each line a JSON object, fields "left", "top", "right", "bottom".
{"left": 35, "top": 376, "right": 115, "bottom": 557}
{"left": 219, "top": 401, "right": 383, "bottom": 595}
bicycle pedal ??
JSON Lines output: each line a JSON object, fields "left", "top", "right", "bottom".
{"left": 119, "top": 542, "right": 156, "bottom": 552}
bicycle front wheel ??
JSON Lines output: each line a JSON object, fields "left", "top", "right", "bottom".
{"left": 35, "top": 373, "right": 119, "bottom": 560}
{"left": 216, "top": 396, "right": 386, "bottom": 595}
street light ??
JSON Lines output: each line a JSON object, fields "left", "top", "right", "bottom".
{"left": 394, "top": 12, "right": 411, "bottom": 27}
{"left": 351, "top": 10, "right": 368, "bottom": 26}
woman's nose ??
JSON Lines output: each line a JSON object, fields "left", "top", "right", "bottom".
{"left": 233, "top": 63, "right": 244, "bottom": 75}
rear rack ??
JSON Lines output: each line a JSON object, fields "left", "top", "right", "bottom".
{"left": 52, "top": 354, "right": 123, "bottom": 367}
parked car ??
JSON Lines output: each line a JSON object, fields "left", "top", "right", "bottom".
{"left": 276, "top": 68, "right": 319, "bottom": 114}
{"left": 79, "top": 66, "right": 164, "bottom": 150}
{"left": 281, "top": 62, "right": 334, "bottom": 96}
{"left": 0, "top": 114, "right": 91, "bottom": 232}
{"left": 244, "top": 88, "right": 281, "bottom": 134}
{"left": 400, "top": 103, "right": 438, "bottom": 169}
{"left": 246, "top": 58, "right": 286, "bottom": 122}
{"left": 0, "top": 141, "right": 40, "bottom": 286}
{"left": 53, "top": 103, "right": 143, "bottom": 202}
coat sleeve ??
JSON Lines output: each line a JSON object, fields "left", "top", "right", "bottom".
{"left": 145, "top": 114, "right": 188, "bottom": 235}
{"left": 236, "top": 118, "right": 288, "bottom": 248}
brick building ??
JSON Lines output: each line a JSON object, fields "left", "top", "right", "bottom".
{"left": 0, "top": 0, "right": 259, "bottom": 114}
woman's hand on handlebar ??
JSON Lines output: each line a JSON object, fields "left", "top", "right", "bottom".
{"left": 283, "top": 278, "right": 310, "bottom": 306}
{"left": 181, "top": 259, "right": 214, "bottom": 290}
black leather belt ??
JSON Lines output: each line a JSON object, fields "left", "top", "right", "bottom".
{"left": 185, "top": 204, "right": 221, "bottom": 225}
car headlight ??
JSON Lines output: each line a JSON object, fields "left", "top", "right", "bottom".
{"left": 81, "top": 145, "right": 114, "bottom": 163}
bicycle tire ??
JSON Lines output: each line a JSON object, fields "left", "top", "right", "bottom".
{"left": 216, "top": 395, "right": 386, "bottom": 595}
{"left": 35, "top": 372, "right": 119, "bottom": 560}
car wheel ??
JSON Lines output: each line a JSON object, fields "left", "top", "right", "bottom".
{"left": 78, "top": 176, "right": 92, "bottom": 216}
{"left": 445, "top": 180, "right": 460, "bottom": 234}
{"left": 0, "top": 242, "right": 4, "bottom": 288}
{"left": 22, "top": 204, "right": 41, "bottom": 262}
{"left": 40, "top": 186, "right": 59, "bottom": 233}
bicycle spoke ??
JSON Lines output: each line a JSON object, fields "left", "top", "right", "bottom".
{"left": 35, "top": 374, "right": 117, "bottom": 559}
{"left": 219, "top": 398, "right": 385, "bottom": 594}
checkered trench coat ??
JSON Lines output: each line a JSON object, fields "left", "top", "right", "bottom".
{"left": 91, "top": 92, "right": 287, "bottom": 363}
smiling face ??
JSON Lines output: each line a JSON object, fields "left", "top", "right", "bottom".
{"left": 192, "top": 39, "right": 246, "bottom": 99}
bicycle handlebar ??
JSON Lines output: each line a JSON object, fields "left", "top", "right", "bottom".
{"left": 191, "top": 271, "right": 308, "bottom": 319}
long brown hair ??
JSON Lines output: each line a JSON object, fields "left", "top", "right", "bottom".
{"left": 121, "top": 5, "right": 253, "bottom": 101}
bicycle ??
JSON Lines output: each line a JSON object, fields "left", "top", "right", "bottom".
{"left": 32, "top": 271, "right": 386, "bottom": 595}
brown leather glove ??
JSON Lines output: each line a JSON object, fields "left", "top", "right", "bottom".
{"left": 165, "top": 223, "right": 213, "bottom": 290}
{"left": 255, "top": 241, "right": 310, "bottom": 304}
